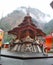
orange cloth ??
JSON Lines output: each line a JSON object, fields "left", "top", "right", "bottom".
{"left": 45, "top": 37, "right": 52, "bottom": 49}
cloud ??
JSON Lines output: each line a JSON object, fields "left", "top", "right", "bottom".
{"left": 0, "top": 0, "right": 53, "bottom": 20}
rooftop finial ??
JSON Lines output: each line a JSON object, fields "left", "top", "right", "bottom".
{"left": 26, "top": 7, "right": 30, "bottom": 16}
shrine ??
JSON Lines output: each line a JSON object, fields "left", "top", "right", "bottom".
{"left": 8, "top": 12, "right": 46, "bottom": 52}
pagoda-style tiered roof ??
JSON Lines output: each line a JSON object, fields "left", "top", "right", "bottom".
{"left": 8, "top": 14, "right": 46, "bottom": 40}
{"left": 8, "top": 12, "right": 46, "bottom": 52}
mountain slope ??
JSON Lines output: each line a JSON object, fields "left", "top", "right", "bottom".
{"left": 0, "top": 7, "right": 49, "bottom": 32}
{"left": 0, "top": 10, "right": 25, "bottom": 31}
{"left": 44, "top": 19, "right": 53, "bottom": 34}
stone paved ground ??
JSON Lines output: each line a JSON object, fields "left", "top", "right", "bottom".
{"left": 1, "top": 57, "right": 53, "bottom": 65}
{"left": 0, "top": 48, "right": 53, "bottom": 65}
{"left": 1, "top": 48, "right": 53, "bottom": 57}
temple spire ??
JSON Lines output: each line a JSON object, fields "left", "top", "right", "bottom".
{"left": 26, "top": 7, "right": 30, "bottom": 16}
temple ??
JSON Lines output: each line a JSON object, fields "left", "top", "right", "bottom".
{"left": 8, "top": 12, "right": 46, "bottom": 52}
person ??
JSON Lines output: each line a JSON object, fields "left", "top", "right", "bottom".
{"left": 40, "top": 40, "right": 43, "bottom": 52}
{"left": 39, "top": 39, "right": 47, "bottom": 55}
{"left": 9, "top": 39, "right": 15, "bottom": 50}
{"left": 43, "top": 40, "right": 48, "bottom": 56}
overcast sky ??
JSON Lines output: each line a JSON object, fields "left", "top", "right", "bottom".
{"left": 0, "top": 0, "right": 53, "bottom": 21}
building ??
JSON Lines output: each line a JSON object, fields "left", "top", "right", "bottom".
{"left": 8, "top": 13, "right": 46, "bottom": 52}
{"left": 0, "top": 29, "right": 4, "bottom": 47}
